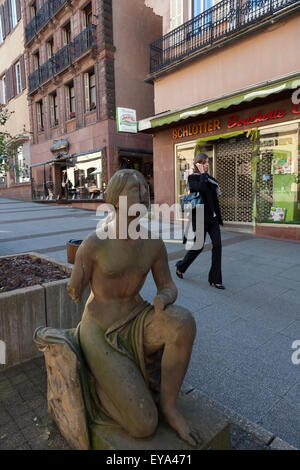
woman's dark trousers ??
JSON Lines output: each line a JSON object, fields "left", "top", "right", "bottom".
{"left": 176, "top": 218, "right": 222, "bottom": 284}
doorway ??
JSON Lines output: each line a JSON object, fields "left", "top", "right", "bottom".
{"left": 215, "top": 137, "right": 253, "bottom": 223}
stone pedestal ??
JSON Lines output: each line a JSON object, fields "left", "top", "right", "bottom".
{"left": 37, "top": 331, "right": 230, "bottom": 450}
{"left": 90, "top": 393, "right": 230, "bottom": 450}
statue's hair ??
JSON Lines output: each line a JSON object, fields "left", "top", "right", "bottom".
{"left": 105, "top": 169, "right": 149, "bottom": 207}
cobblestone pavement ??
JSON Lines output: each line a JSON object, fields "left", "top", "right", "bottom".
{"left": 0, "top": 357, "right": 294, "bottom": 450}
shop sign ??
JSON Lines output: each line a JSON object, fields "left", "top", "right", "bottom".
{"left": 116, "top": 107, "right": 138, "bottom": 133}
{"left": 227, "top": 109, "right": 287, "bottom": 129}
{"left": 172, "top": 119, "right": 221, "bottom": 140}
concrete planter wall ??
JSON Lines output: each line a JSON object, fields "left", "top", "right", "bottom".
{"left": 0, "top": 253, "right": 89, "bottom": 370}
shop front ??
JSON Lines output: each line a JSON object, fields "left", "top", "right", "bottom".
{"left": 140, "top": 83, "right": 300, "bottom": 239}
{"left": 31, "top": 148, "right": 105, "bottom": 203}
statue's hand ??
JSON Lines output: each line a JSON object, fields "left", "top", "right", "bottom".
{"left": 154, "top": 295, "right": 165, "bottom": 314}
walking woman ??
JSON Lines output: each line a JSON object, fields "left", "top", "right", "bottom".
{"left": 175, "top": 153, "right": 225, "bottom": 289}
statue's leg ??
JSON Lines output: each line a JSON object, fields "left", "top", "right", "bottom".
{"left": 144, "top": 305, "right": 197, "bottom": 445}
{"left": 79, "top": 314, "right": 158, "bottom": 439}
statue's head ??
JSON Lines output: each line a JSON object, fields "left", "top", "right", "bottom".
{"left": 105, "top": 170, "right": 149, "bottom": 209}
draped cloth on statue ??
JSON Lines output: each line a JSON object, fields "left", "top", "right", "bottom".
{"left": 34, "top": 299, "right": 162, "bottom": 428}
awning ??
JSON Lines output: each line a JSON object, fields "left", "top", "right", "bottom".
{"left": 139, "top": 74, "right": 300, "bottom": 131}
{"left": 195, "top": 130, "right": 245, "bottom": 144}
{"left": 90, "top": 169, "right": 102, "bottom": 175}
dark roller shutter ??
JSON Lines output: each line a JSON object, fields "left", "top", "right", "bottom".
{"left": 16, "top": 0, "right": 21, "bottom": 21}
{"left": 20, "top": 55, "right": 26, "bottom": 90}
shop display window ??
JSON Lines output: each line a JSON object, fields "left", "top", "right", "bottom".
{"left": 175, "top": 140, "right": 213, "bottom": 217}
{"left": 258, "top": 123, "right": 300, "bottom": 224}
{"left": 31, "top": 151, "right": 103, "bottom": 201}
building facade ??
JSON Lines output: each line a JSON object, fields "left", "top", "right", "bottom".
{"left": 0, "top": 0, "right": 31, "bottom": 201}
{"left": 25, "top": 0, "right": 161, "bottom": 206}
{"left": 141, "top": 0, "right": 300, "bottom": 240}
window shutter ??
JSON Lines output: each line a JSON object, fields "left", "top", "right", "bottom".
{"left": 6, "top": 0, "right": 11, "bottom": 35}
{"left": 82, "top": 10, "right": 87, "bottom": 29}
{"left": 16, "top": 0, "right": 21, "bottom": 21}
{"left": 37, "top": 102, "right": 42, "bottom": 131}
{"left": 7, "top": 66, "right": 14, "bottom": 101}
{"left": 12, "top": 64, "right": 17, "bottom": 98}
{"left": 84, "top": 72, "right": 90, "bottom": 112}
{"left": 170, "top": 0, "right": 183, "bottom": 30}
{"left": 0, "top": 6, "right": 5, "bottom": 40}
{"left": 47, "top": 42, "right": 52, "bottom": 59}
{"left": 20, "top": 55, "right": 26, "bottom": 90}
{"left": 65, "top": 86, "right": 70, "bottom": 118}
{"left": 50, "top": 95, "right": 55, "bottom": 125}
{"left": 0, "top": 79, "right": 3, "bottom": 105}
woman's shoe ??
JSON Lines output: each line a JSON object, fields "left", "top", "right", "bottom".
{"left": 209, "top": 282, "right": 225, "bottom": 290}
{"left": 175, "top": 267, "right": 183, "bottom": 279}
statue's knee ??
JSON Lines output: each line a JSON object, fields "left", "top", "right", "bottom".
{"left": 165, "top": 305, "right": 196, "bottom": 339}
{"left": 129, "top": 405, "right": 158, "bottom": 438}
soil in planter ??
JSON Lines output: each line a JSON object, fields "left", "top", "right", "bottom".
{"left": 0, "top": 255, "right": 70, "bottom": 293}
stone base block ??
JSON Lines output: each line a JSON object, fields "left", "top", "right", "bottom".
{"left": 90, "top": 393, "right": 230, "bottom": 450}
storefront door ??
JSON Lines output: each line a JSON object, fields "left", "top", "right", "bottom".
{"left": 215, "top": 138, "right": 253, "bottom": 223}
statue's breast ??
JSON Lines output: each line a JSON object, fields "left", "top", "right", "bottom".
{"left": 95, "top": 243, "right": 152, "bottom": 279}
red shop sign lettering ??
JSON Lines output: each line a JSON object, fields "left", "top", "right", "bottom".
{"left": 228, "top": 109, "right": 287, "bottom": 129}
{"left": 292, "top": 103, "right": 300, "bottom": 114}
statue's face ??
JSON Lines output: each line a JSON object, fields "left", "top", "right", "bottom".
{"left": 119, "top": 174, "right": 148, "bottom": 208}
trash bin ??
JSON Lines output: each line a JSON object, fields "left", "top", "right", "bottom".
{"left": 66, "top": 239, "right": 83, "bottom": 264}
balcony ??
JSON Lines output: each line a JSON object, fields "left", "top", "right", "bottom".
{"left": 28, "top": 25, "right": 96, "bottom": 94}
{"left": 149, "top": 0, "right": 300, "bottom": 74}
{"left": 25, "top": 0, "right": 71, "bottom": 45}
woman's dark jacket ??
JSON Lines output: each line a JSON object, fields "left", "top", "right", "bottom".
{"left": 188, "top": 173, "right": 223, "bottom": 226}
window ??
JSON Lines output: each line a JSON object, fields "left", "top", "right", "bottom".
{"left": 37, "top": 100, "right": 44, "bottom": 131}
{"left": 192, "top": 0, "right": 213, "bottom": 17}
{"left": 10, "top": 0, "right": 17, "bottom": 28}
{"left": 15, "top": 62, "right": 21, "bottom": 94}
{"left": 31, "top": 1, "right": 37, "bottom": 18}
{"left": 84, "top": 70, "right": 96, "bottom": 112}
{"left": 62, "top": 22, "right": 71, "bottom": 45}
{"left": 1, "top": 75, "right": 6, "bottom": 104}
{"left": 257, "top": 123, "right": 300, "bottom": 224}
{"left": 65, "top": 82, "right": 75, "bottom": 119}
{"left": 14, "top": 143, "right": 30, "bottom": 184}
{"left": 33, "top": 51, "right": 40, "bottom": 70}
{"left": 83, "top": 2, "right": 93, "bottom": 28}
{"left": 50, "top": 92, "right": 59, "bottom": 126}
{"left": 46, "top": 37, "right": 54, "bottom": 59}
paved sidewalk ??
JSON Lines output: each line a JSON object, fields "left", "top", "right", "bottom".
{"left": 0, "top": 357, "right": 295, "bottom": 450}
{"left": 0, "top": 197, "right": 299, "bottom": 449}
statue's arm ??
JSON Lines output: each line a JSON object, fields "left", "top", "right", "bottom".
{"left": 67, "top": 242, "right": 93, "bottom": 303}
{"left": 151, "top": 241, "right": 177, "bottom": 310}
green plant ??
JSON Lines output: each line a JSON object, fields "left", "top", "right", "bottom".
{"left": 0, "top": 106, "right": 30, "bottom": 173}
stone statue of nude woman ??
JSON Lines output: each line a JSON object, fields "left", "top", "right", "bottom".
{"left": 66, "top": 169, "right": 198, "bottom": 446}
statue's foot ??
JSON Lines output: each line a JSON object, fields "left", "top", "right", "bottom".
{"left": 161, "top": 405, "right": 199, "bottom": 447}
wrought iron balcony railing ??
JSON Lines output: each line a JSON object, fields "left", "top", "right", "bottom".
{"left": 150, "top": 0, "right": 300, "bottom": 74}
{"left": 28, "top": 25, "right": 96, "bottom": 94}
{"left": 25, "top": 0, "right": 71, "bottom": 45}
